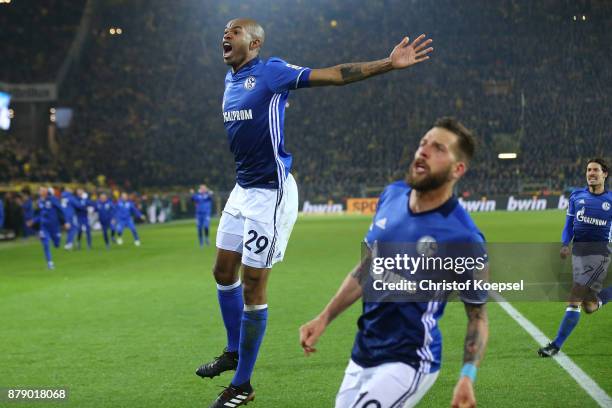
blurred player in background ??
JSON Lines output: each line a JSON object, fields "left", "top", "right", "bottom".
{"left": 300, "top": 118, "right": 488, "bottom": 408}
{"left": 28, "top": 187, "right": 69, "bottom": 270}
{"left": 95, "top": 192, "right": 115, "bottom": 249}
{"left": 199, "top": 17, "right": 434, "bottom": 407}
{"left": 61, "top": 187, "right": 80, "bottom": 250}
{"left": 21, "top": 188, "right": 35, "bottom": 237}
{"left": 191, "top": 184, "right": 213, "bottom": 247}
{"left": 115, "top": 192, "right": 145, "bottom": 246}
{"left": 538, "top": 158, "right": 612, "bottom": 357}
{"left": 0, "top": 194, "right": 4, "bottom": 229}
{"left": 74, "top": 188, "right": 93, "bottom": 250}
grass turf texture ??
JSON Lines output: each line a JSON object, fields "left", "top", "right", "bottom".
{"left": 0, "top": 211, "right": 610, "bottom": 407}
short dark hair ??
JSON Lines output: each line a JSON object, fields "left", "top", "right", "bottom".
{"left": 433, "top": 117, "right": 476, "bottom": 162}
{"left": 587, "top": 158, "right": 608, "bottom": 178}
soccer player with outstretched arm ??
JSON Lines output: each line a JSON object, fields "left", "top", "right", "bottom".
{"left": 114, "top": 192, "right": 145, "bottom": 246}
{"left": 538, "top": 158, "right": 612, "bottom": 357}
{"left": 197, "top": 17, "right": 434, "bottom": 407}
{"left": 300, "top": 119, "right": 489, "bottom": 408}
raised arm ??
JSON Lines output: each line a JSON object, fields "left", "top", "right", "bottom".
{"left": 451, "top": 303, "right": 489, "bottom": 408}
{"left": 299, "top": 255, "right": 370, "bottom": 355}
{"left": 308, "top": 35, "right": 433, "bottom": 87}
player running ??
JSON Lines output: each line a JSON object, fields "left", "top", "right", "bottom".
{"left": 191, "top": 185, "right": 214, "bottom": 247}
{"left": 197, "top": 18, "right": 434, "bottom": 407}
{"left": 300, "top": 118, "right": 489, "bottom": 408}
{"left": 115, "top": 192, "right": 145, "bottom": 246}
{"left": 538, "top": 158, "right": 612, "bottom": 357}
{"left": 74, "top": 188, "right": 94, "bottom": 250}
{"left": 61, "top": 187, "right": 80, "bottom": 250}
{"left": 28, "top": 187, "right": 69, "bottom": 270}
{"left": 95, "top": 192, "right": 115, "bottom": 249}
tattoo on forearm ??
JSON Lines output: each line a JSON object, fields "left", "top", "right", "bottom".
{"left": 463, "top": 304, "right": 489, "bottom": 364}
{"left": 338, "top": 60, "right": 392, "bottom": 84}
{"left": 350, "top": 254, "right": 371, "bottom": 285}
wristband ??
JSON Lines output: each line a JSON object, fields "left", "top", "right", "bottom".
{"left": 460, "top": 363, "right": 477, "bottom": 382}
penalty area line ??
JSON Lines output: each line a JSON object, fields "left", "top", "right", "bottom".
{"left": 491, "top": 292, "right": 612, "bottom": 408}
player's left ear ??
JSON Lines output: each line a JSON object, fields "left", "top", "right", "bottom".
{"left": 249, "top": 38, "right": 261, "bottom": 52}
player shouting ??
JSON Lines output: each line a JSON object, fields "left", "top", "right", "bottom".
{"left": 300, "top": 118, "right": 489, "bottom": 408}
{"left": 198, "top": 17, "right": 434, "bottom": 408}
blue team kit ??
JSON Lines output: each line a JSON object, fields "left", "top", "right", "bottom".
{"left": 222, "top": 57, "right": 311, "bottom": 188}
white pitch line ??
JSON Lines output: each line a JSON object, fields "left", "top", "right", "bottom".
{"left": 491, "top": 292, "right": 612, "bottom": 408}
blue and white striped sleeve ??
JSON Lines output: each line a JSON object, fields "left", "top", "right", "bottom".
{"left": 263, "top": 58, "right": 311, "bottom": 93}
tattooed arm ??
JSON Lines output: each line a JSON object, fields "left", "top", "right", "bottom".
{"left": 308, "top": 35, "right": 433, "bottom": 87}
{"left": 451, "top": 303, "right": 489, "bottom": 408}
{"left": 463, "top": 303, "right": 489, "bottom": 365}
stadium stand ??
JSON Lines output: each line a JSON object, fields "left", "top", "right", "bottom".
{"left": 1, "top": 0, "right": 610, "bottom": 201}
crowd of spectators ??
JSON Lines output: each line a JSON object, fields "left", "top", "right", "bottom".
{"left": 0, "top": 0, "right": 86, "bottom": 82}
{"left": 1, "top": 0, "right": 610, "bottom": 201}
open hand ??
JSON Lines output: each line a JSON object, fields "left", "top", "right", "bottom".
{"left": 390, "top": 34, "right": 433, "bottom": 69}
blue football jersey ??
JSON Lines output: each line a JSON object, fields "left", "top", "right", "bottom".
{"left": 74, "top": 196, "right": 93, "bottom": 218}
{"left": 61, "top": 192, "right": 78, "bottom": 220}
{"left": 222, "top": 57, "right": 311, "bottom": 189}
{"left": 35, "top": 196, "right": 66, "bottom": 228}
{"left": 563, "top": 188, "right": 612, "bottom": 255}
{"left": 95, "top": 200, "right": 115, "bottom": 224}
{"left": 23, "top": 198, "right": 34, "bottom": 221}
{"left": 192, "top": 192, "right": 213, "bottom": 214}
{"left": 353, "top": 181, "right": 487, "bottom": 374}
{"left": 115, "top": 199, "right": 142, "bottom": 221}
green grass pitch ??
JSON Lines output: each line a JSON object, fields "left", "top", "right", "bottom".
{"left": 0, "top": 211, "right": 610, "bottom": 407}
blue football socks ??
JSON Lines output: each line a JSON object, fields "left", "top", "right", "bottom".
{"left": 232, "top": 305, "right": 268, "bottom": 387}
{"left": 217, "top": 280, "right": 244, "bottom": 353}
{"left": 552, "top": 306, "right": 580, "bottom": 349}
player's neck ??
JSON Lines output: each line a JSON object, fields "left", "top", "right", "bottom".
{"left": 409, "top": 185, "right": 453, "bottom": 214}
{"left": 232, "top": 55, "right": 258, "bottom": 73}
{"left": 588, "top": 184, "right": 605, "bottom": 195}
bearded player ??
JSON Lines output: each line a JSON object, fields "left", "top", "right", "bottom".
{"left": 300, "top": 118, "right": 489, "bottom": 408}
{"left": 196, "top": 18, "right": 434, "bottom": 407}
